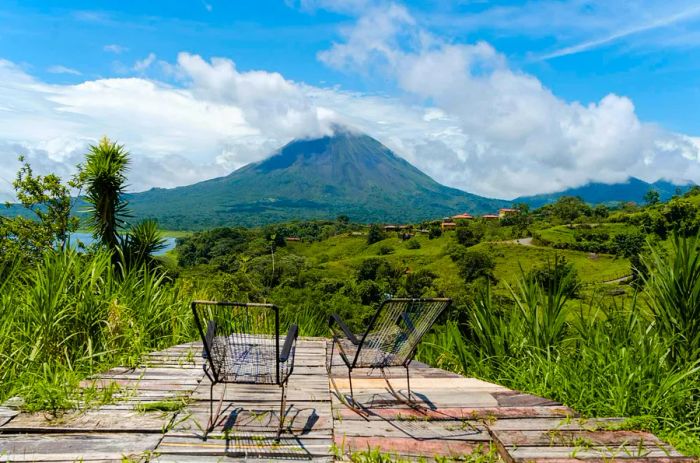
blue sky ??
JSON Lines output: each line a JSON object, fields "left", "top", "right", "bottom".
{"left": 1, "top": 0, "right": 699, "bottom": 199}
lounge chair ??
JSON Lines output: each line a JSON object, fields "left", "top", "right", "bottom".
{"left": 328, "top": 298, "right": 451, "bottom": 406}
{"left": 192, "top": 301, "right": 298, "bottom": 440}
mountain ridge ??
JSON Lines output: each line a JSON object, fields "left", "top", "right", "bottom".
{"left": 126, "top": 131, "right": 509, "bottom": 229}
{"left": 514, "top": 177, "right": 694, "bottom": 208}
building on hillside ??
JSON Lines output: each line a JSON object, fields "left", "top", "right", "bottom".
{"left": 285, "top": 237, "right": 301, "bottom": 242}
{"left": 482, "top": 214, "right": 499, "bottom": 220}
{"left": 451, "top": 213, "right": 473, "bottom": 222}
{"left": 383, "top": 225, "right": 398, "bottom": 232}
{"left": 441, "top": 221, "right": 457, "bottom": 230}
{"left": 498, "top": 208, "right": 518, "bottom": 219}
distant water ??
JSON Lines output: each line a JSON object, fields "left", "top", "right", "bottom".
{"left": 68, "top": 232, "right": 176, "bottom": 256}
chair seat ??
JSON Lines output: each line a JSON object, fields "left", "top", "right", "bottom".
{"left": 336, "top": 331, "right": 406, "bottom": 368}
{"left": 210, "top": 335, "right": 287, "bottom": 384}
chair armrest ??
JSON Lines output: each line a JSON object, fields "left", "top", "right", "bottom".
{"left": 329, "top": 313, "right": 359, "bottom": 345}
{"left": 202, "top": 320, "right": 216, "bottom": 359}
{"left": 280, "top": 324, "right": 298, "bottom": 363}
{"left": 399, "top": 312, "right": 416, "bottom": 333}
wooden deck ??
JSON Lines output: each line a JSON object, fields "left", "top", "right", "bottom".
{"left": 0, "top": 338, "right": 694, "bottom": 462}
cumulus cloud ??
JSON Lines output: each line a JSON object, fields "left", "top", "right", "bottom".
{"left": 1, "top": 5, "right": 700, "bottom": 203}
{"left": 0, "top": 55, "right": 335, "bottom": 201}
{"left": 316, "top": 3, "right": 700, "bottom": 197}
{"left": 133, "top": 53, "right": 157, "bottom": 72}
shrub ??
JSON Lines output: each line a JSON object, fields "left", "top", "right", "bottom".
{"left": 378, "top": 245, "right": 394, "bottom": 255}
{"left": 451, "top": 250, "right": 495, "bottom": 284}
{"left": 405, "top": 239, "right": 421, "bottom": 250}
{"left": 367, "top": 224, "right": 386, "bottom": 245}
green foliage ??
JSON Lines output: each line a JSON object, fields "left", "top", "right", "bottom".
{"left": 80, "top": 137, "right": 131, "bottom": 250}
{"left": 644, "top": 188, "right": 661, "bottom": 205}
{"left": 0, "top": 156, "right": 79, "bottom": 262}
{"left": 367, "top": 224, "right": 386, "bottom": 245}
{"left": 0, "top": 248, "right": 194, "bottom": 409}
{"left": 405, "top": 238, "right": 421, "bottom": 249}
{"left": 548, "top": 196, "right": 591, "bottom": 223}
{"left": 428, "top": 223, "right": 442, "bottom": 239}
{"left": 455, "top": 223, "right": 483, "bottom": 247}
{"left": 528, "top": 255, "right": 580, "bottom": 298}
{"left": 643, "top": 234, "right": 700, "bottom": 363}
{"left": 449, "top": 248, "right": 495, "bottom": 284}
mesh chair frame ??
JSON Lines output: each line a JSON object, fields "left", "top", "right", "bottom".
{"left": 328, "top": 298, "right": 451, "bottom": 407}
{"left": 192, "top": 300, "right": 298, "bottom": 440}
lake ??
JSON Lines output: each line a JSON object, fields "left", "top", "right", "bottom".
{"left": 69, "top": 232, "right": 177, "bottom": 256}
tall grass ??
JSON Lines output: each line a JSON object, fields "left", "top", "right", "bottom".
{"left": 0, "top": 248, "right": 195, "bottom": 411}
{"left": 419, "top": 235, "right": 700, "bottom": 456}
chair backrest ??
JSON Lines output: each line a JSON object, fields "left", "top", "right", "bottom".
{"left": 353, "top": 298, "right": 451, "bottom": 368}
{"left": 192, "top": 301, "right": 282, "bottom": 384}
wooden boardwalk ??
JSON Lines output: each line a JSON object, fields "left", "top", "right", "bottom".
{"left": 0, "top": 339, "right": 694, "bottom": 462}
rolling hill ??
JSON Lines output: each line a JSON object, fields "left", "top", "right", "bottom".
{"left": 514, "top": 177, "right": 694, "bottom": 208}
{"left": 127, "top": 129, "right": 509, "bottom": 229}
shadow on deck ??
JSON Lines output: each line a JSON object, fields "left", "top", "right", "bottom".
{"left": 0, "top": 339, "right": 693, "bottom": 462}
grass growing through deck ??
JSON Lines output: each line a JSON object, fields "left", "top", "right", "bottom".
{"left": 0, "top": 249, "right": 197, "bottom": 412}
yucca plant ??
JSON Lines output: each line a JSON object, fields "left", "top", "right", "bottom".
{"left": 509, "top": 265, "right": 573, "bottom": 350}
{"left": 81, "top": 137, "right": 130, "bottom": 251}
{"left": 643, "top": 233, "right": 700, "bottom": 363}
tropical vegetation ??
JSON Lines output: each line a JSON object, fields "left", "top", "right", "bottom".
{"left": 1, "top": 140, "right": 699, "bottom": 457}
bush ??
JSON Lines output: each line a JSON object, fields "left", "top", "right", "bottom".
{"left": 455, "top": 224, "right": 483, "bottom": 247}
{"left": 367, "top": 224, "right": 386, "bottom": 245}
{"left": 405, "top": 239, "right": 421, "bottom": 250}
{"left": 529, "top": 255, "right": 580, "bottom": 298}
{"left": 378, "top": 245, "right": 394, "bottom": 255}
{"left": 451, "top": 249, "right": 495, "bottom": 284}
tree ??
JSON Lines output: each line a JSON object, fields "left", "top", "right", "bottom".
{"left": 592, "top": 204, "right": 609, "bottom": 220}
{"left": 551, "top": 196, "right": 590, "bottom": 223}
{"left": 80, "top": 137, "right": 130, "bottom": 250}
{"left": 529, "top": 255, "right": 580, "bottom": 298}
{"left": 644, "top": 189, "right": 660, "bottom": 206}
{"left": 366, "top": 224, "right": 385, "bottom": 245}
{"left": 455, "top": 224, "right": 483, "bottom": 247}
{"left": 428, "top": 224, "right": 442, "bottom": 239}
{"left": 1, "top": 156, "right": 79, "bottom": 261}
{"left": 79, "top": 137, "right": 164, "bottom": 266}
{"left": 453, "top": 250, "right": 495, "bottom": 284}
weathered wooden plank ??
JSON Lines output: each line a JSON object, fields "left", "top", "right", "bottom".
{"left": 0, "top": 433, "right": 161, "bottom": 462}
{"left": 330, "top": 389, "right": 500, "bottom": 408}
{"left": 331, "top": 376, "right": 509, "bottom": 392}
{"left": 335, "top": 419, "right": 490, "bottom": 441}
{"left": 494, "top": 429, "right": 667, "bottom": 448}
{"left": 334, "top": 435, "right": 489, "bottom": 458}
{"left": 493, "top": 391, "right": 562, "bottom": 407}
{"left": 488, "top": 417, "right": 624, "bottom": 431}
{"left": 508, "top": 445, "right": 685, "bottom": 459}
{"left": 1, "top": 409, "right": 174, "bottom": 433}
{"left": 333, "top": 405, "right": 575, "bottom": 421}
{"left": 0, "top": 407, "right": 18, "bottom": 427}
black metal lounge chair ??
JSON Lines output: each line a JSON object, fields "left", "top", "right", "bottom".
{"left": 192, "top": 301, "right": 298, "bottom": 440}
{"left": 328, "top": 298, "right": 451, "bottom": 407}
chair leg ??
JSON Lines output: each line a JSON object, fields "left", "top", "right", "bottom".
{"left": 405, "top": 364, "right": 412, "bottom": 402}
{"left": 205, "top": 381, "right": 226, "bottom": 440}
{"left": 347, "top": 368, "right": 355, "bottom": 403}
{"left": 276, "top": 381, "right": 288, "bottom": 441}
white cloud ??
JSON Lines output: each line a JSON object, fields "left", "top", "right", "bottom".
{"left": 103, "top": 44, "right": 128, "bottom": 54}
{"left": 316, "top": 4, "right": 700, "bottom": 197}
{"left": 1, "top": 5, "right": 700, "bottom": 205}
{"left": 133, "top": 53, "right": 157, "bottom": 72}
{"left": 47, "top": 65, "right": 82, "bottom": 76}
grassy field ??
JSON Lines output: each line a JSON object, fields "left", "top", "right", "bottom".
{"left": 287, "top": 230, "right": 632, "bottom": 297}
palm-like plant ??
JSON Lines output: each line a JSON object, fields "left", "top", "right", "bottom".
{"left": 81, "top": 137, "right": 130, "bottom": 250}
{"left": 123, "top": 219, "right": 166, "bottom": 267}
